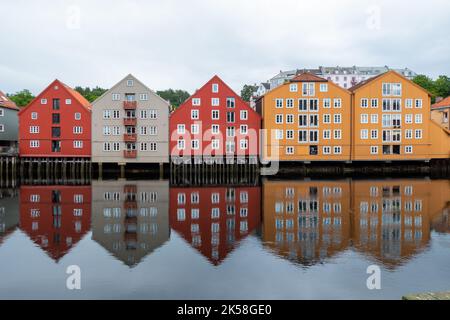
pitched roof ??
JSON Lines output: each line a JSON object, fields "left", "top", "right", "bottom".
{"left": 432, "top": 96, "right": 450, "bottom": 109}
{"left": 61, "top": 81, "right": 91, "bottom": 110}
{"left": 348, "top": 72, "right": 386, "bottom": 91}
{"left": 0, "top": 90, "right": 19, "bottom": 111}
{"left": 290, "top": 72, "right": 327, "bottom": 83}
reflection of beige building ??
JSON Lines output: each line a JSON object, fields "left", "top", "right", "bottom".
{"left": 91, "top": 74, "right": 170, "bottom": 165}
{"left": 92, "top": 180, "right": 170, "bottom": 267}
{"left": 263, "top": 179, "right": 450, "bottom": 268}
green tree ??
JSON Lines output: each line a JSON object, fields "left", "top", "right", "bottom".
{"left": 156, "top": 89, "right": 190, "bottom": 109}
{"left": 240, "top": 84, "right": 257, "bottom": 102}
{"left": 7, "top": 89, "right": 35, "bottom": 107}
{"left": 413, "top": 74, "right": 434, "bottom": 93}
{"left": 433, "top": 75, "right": 450, "bottom": 98}
{"left": 74, "top": 86, "right": 107, "bottom": 102}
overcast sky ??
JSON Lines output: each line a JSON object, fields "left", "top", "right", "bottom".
{"left": 1, "top": 0, "right": 449, "bottom": 95}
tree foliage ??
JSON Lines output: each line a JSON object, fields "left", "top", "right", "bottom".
{"left": 156, "top": 89, "right": 190, "bottom": 109}
{"left": 240, "top": 84, "right": 258, "bottom": 102}
{"left": 74, "top": 86, "right": 107, "bottom": 102}
{"left": 413, "top": 74, "right": 450, "bottom": 103}
{"left": 7, "top": 89, "right": 35, "bottom": 107}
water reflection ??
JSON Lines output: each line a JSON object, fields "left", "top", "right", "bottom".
{"left": 91, "top": 180, "right": 170, "bottom": 267}
{"left": 19, "top": 185, "right": 91, "bottom": 261}
{"left": 0, "top": 188, "right": 19, "bottom": 245}
{"left": 262, "top": 179, "right": 450, "bottom": 268}
{"left": 170, "top": 186, "right": 261, "bottom": 265}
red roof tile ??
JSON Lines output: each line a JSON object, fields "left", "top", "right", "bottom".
{"left": 290, "top": 72, "right": 327, "bottom": 82}
{"left": 432, "top": 96, "right": 450, "bottom": 109}
{"left": 0, "top": 90, "right": 19, "bottom": 111}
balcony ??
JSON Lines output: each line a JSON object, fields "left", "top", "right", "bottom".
{"left": 124, "top": 150, "right": 137, "bottom": 158}
{"left": 123, "top": 133, "right": 137, "bottom": 142}
{"left": 124, "top": 118, "right": 137, "bottom": 126}
{"left": 123, "top": 101, "right": 137, "bottom": 110}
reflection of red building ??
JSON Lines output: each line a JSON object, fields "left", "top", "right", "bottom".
{"left": 20, "top": 185, "right": 91, "bottom": 261}
{"left": 170, "top": 186, "right": 261, "bottom": 265}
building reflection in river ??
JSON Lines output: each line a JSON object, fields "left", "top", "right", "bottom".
{"left": 262, "top": 179, "right": 450, "bottom": 267}
{"left": 170, "top": 186, "right": 261, "bottom": 265}
{"left": 19, "top": 185, "right": 91, "bottom": 261}
{"left": 91, "top": 180, "right": 170, "bottom": 267}
{"left": 0, "top": 188, "right": 19, "bottom": 245}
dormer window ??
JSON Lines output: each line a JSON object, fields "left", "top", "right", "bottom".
{"left": 127, "top": 79, "right": 134, "bottom": 87}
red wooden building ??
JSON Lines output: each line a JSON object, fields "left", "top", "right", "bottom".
{"left": 169, "top": 76, "right": 261, "bottom": 163}
{"left": 169, "top": 186, "right": 261, "bottom": 265}
{"left": 18, "top": 79, "right": 91, "bottom": 158}
{"left": 20, "top": 185, "right": 91, "bottom": 262}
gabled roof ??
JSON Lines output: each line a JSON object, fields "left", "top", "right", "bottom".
{"left": 290, "top": 72, "right": 327, "bottom": 83}
{"left": 0, "top": 90, "right": 19, "bottom": 111}
{"left": 432, "top": 96, "right": 450, "bottom": 109}
{"left": 349, "top": 70, "right": 432, "bottom": 97}
{"left": 18, "top": 79, "right": 91, "bottom": 115}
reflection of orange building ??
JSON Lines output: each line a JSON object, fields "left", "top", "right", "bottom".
{"left": 170, "top": 186, "right": 261, "bottom": 265}
{"left": 262, "top": 180, "right": 351, "bottom": 265}
{"left": 20, "top": 185, "right": 91, "bottom": 261}
{"left": 263, "top": 179, "right": 450, "bottom": 268}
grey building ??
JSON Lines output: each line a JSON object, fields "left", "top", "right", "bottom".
{"left": 91, "top": 74, "right": 170, "bottom": 166}
{"left": 0, "top": 91, "right": 19, "bottom": 156}
{"left": 91, "top": 180, "right": 170, "bottom": 267}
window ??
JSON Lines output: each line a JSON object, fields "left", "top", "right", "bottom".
{"left": 276, "top": 99, "right": 283, "bottom": 108}
{"left": 302, "top": 83, "right": 315, "bottom": 96}
{"left": 191, "top": 109, "right": 199, "bottom": 119}
{"left": 415, "top": 114, "right": 422, "bottom": 124}
{"left": 177, "top": 139, "right": 185, "bottom": 150}
{"left": 30, "top": 126, "right": 40, "bottom": 133}
{"left": 139, "top": 110, "right": 148, "bottom": 119}
{"left": 240, "top": 139, "right": 248, "bottom": 150}
{"left": 289, "top": 84, "right": 298, "bottom": 92}
{"left": 52, "top": 99, "right": 60, "bottom": 110}
{"left": 275, "top": 129, "right": 283, "bottom": 140}
{"left": 370, "top": 146, "right": 378, "bottom": 154}
{"left": 405, "top": 99, "right": 413, "bottom": 108}
{"left": 211, "top": 125, "right": 219, "bottom": 134}
{"left": 226, "top": 127, "right": 235, "bottom": 137}
{"left": 191, "top": 124, "right": 200, "bottom": 135}
{"left": 149, "top": 142, "right": 157, "bottom": 152}
{"left": 103, "top": 142, "right": 111, "bottom": 151}
{"left": 361, "top": 114, "right": 368, "bottom": 124}
{"left": 310, "top": 130, "right": 319, "bottom": 142}
{"left": 286, "top": 99, "right": 294, "bottom": 108}
{"left": 103, "top": 126, "right": 111, "bottom": 135}
{"left": 139, "top": 126, "right": 147, "bottom": 135}
{"left": 52, "top": 113, "right": 60, "bottom": 124}
{"left": 74, "top": 112, "right": 81, "bottom": 120}
{"left": 112, "top": 142, "right": 120, "bottom": 151}
{"left": 382, "top": 83, "right": 402, "bottom": 96}
{"left": 415, "top": 99, "right": 423, "bottom": 108}
{"left": 405, "top": 146, "right": 413, "bottom": 154}
{"left": 192, "top": 98, "right": 201, "bottom": 106}
{"left": 112, "top": 93, "right": 121, "bottom": 101}
{"left": 113, "top": 126, "right": 121, "bottom": 135}
{"left": 227, "top": 111, "right": 235, "bottom": 123}
{"left": 31, "top": 112, "right": 38, "bottom": 120}
{"left": 73, "top": 126, "right": 83, "bottom": 134}
{"left": 323, "top": 146, "right": 331, "bottom": 154}
{"left": 360, "top": 129, "right": 369, "bottom": 139}
{"left": 323, "top": 114, "right": 331, "bottom": 124}
{"left": 320, "top": 83, "right": 328, "bottom": 92}
{"left": 333, "top": 98, "right": 342, "bottom": 108}
{"left": 298, "top": 114, "right": 308, "bottom": 127}
{"left": 361, "top": 98, "right": 368, "bottom": 108}
{"left": 371, "top": 114, "right": 378, "bottom": 124}
{"left": 371, "top": 129, "right": 378, "bottom": 139}
{"left": 226, "top": 141, "right": 235, "bottom": 153}
{"left": 41, "top": 99, "right": 47, "bottom": 104}
{"left": 112, "top": 110, "right": 120, "bottom": 119}
{"left": 323, "top": 130, "right": 331, "bottom": 139}
{"left": 240, "top": 125, "right": 248, "bottom": 134}
{"left": 65, "top": 99, "right": 72, "bottom": 105}
{"left": 334, "top": 129, "right": 342, "bottom": 140}
{"left": 212, "top": 139, "right": 220, "bottom": 150}
{"left": 286, "top": 146, "right": 294, "bottom": 155}
{"left": 127, "top": 79, "right": 134, "bottom": 87}
{"left": 371, "top": 99, "right": 378, "bottom": 108}
{"left": 415, "top": 129, "right": 422, "bottom": 139}
{"left": 405, "top": 114, "right": 413, "bottom": 124}
{"left": 405, "top": 129, "right": 413, "bottom": 139}
{"left": 30, "top": 140, "right": 40, "bottom": 148}
{"left": 240, "top": 110, "right": 248, "bottom": 120}
{"left": 333, "top": 146, "right": 342, "bottom": 154}
{"left": 286, "top": 130, "right": 294, "bottom": 139}
{"left": 73, "top": 141, "right": 83, "bottom": 149}
{"left": 226, "top": 97, "right": 235, "bottom": 108}
{"left": 211, "top": 98, "right": 220, "bottom": 106}
{"left": 212, "top": 110, "right": 219, "bottom": 120}
{"left": 275, "top": 114, "right": 283, "bottom": 124}
{"left": 212, "top": 83, "right": 219, "bottom": 93}
{"left": 177, "top": 124, "right": 185, "bottom": 134}
{"left": 149, "top": 110, "right": 157, "bottom": 119}
{"left": 323, "top": 98, "right": 331, "bottom": 108}
{"left": 334, "top": 114, "right": 342, "bottom": 124}
{"left": 309, "top": 99, "right": 319, "bottom": 112}
{"left": 298, "top": 130, "right": 308, "bottom": 142}
{"left": 139, "top": 93, "right": 148, "bottom": 101}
